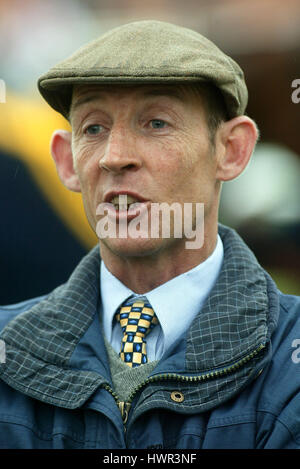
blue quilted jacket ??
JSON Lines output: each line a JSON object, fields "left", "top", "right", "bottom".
{"left": 0, "top": 225, "right": 300, "bottom": 449}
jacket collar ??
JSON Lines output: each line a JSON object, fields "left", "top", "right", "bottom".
{"left": 0, "top": 225, "right": 279, "bottom": 409}
{"left": 0, "top": 244, "right": 103, "bottom": 408}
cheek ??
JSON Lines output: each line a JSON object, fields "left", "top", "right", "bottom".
{"left": 148, "top": 146, "right": 183, "bottom": 196}
{"left": 150, "top": 137, "right": 191, "bottom": 173}
{"left": 73, "top": 145, "right": 101, "bottom": 219}
{"left": 160, "top": 143, "right": 216, "bottom": 202}
{"left": 73, "top": 143, "right": 99, "bottom": 184}
{"left": 154, "top": 138, "right": 198, "bottom": 178}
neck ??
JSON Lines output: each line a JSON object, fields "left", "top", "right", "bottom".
{"left": 99, "top": 226, "right": 218, "bottom": 294}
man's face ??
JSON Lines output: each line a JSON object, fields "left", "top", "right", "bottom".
{"left": 69, "top": 84, "right": 220, "bottom": 259}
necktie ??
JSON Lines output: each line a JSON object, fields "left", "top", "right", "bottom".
{"left": 116, "top": 296, "right": 158, "bottom": 367}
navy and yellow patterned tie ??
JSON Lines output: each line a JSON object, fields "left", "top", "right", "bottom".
{"left": 116, "top": 296, "right": 158, "bottom": 368}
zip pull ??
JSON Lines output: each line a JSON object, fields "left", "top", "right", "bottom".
{"left": 118, "top": 401, "right": 131, "bottom": 425}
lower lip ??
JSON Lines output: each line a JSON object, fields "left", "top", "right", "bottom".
{"left": 102, "top": 201, "right": 150, "bottom": 222}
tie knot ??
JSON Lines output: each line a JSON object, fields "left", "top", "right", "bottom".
{"left": 116, "top": 296, "right": 158, "bottom": 367}
{"left": 116, "top": 296, "right": 158, "bottom": 338}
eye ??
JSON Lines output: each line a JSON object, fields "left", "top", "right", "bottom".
{"left": 85, "top": 124, "right": 103, "bottom": 135}
{"left": 150, "top": 119, "right": 167, "bottom": 129}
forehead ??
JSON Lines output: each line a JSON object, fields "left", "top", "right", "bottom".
{"left": 70, "top": 83, "right": 204, "bottom": 115}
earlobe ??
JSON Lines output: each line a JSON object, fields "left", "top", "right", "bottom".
{"left": 50, "top": 130, "right": 81, "bottom": 192}
{"left": 216, "top": 116, "right": 258, "bottom": 182}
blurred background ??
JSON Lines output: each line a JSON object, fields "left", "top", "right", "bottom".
{"left": 0, "top": 0, "right": 299, "bottom": 304}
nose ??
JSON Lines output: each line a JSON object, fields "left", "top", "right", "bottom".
{"left": 99, "top": 125, "right": 141, "bottom": 173}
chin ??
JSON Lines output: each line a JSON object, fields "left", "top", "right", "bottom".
{"left": 101, "top": 236, "right": 169, "bottom": 259}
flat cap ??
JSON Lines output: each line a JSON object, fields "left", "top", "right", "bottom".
{"left": 38, "top": 20, "right": 248, "bottom": 119}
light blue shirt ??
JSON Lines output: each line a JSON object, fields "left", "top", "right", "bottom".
{"left": 100, "top": 235, "right": 224, "bottom": 361}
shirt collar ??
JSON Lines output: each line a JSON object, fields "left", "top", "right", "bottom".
{"left": 100, "top": 235, "right": 223, "bottom": 350}
{"left": 100, "top": 264, "right": 133, "bottom": 342}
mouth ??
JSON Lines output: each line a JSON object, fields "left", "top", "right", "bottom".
{"left": 110, "top": 194, "right": 144, "bottom": 211}
{"left": 100, "top": 192, "right": 150, "bottom": 222}
{"left": 104, "top": 192, "right": 148, "bottom": 211}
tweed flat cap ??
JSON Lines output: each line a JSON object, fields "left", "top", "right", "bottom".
{"left": 38, "top": 20, "right": 248, "bottom": 119}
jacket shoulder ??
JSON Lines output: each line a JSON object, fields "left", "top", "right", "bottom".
{"left": 275, "top": 291, "right": 300, "bottom": 346}
{"left": 0, "top": 296, "right": 47, "bottom": 331}
{"left": 279, "top": 291, "right": 300, "bottom": 313}
{"left": 268, "top": 291, "right": 300, "bottom": 377}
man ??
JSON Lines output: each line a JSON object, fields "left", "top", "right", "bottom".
{"left": 0, "top": 20, "right": 299, "bottom": 449}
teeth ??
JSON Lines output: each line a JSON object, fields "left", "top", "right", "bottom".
{"left": 110, "top": 195, "right": 140, "bottom": 210}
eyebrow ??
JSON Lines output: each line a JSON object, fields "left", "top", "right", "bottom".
{"left": 70, "top": 86, "right": 186, "bottom": 114}
{"left": 141, "top": 87, "right": 185, "bottom": 102}
{"left": 70, "top": 93, "right": 105, "bottom": 114}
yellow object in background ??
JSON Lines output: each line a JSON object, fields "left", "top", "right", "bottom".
{"left": 0, "top": 91, "right": 97, "bottom": 250}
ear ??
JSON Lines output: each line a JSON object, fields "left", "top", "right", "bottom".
{"left": 50, "top": 130, "right": 81, "bottom": 192}
{"left": 216, "top": 116, "right": 258, "bottom": 181}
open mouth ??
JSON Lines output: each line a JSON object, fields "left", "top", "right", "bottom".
{"left": 110, "top": 194, "right": 143, "bottom": 211}
{"left": 100, "top": 193, "right": 150, "bottom": 222}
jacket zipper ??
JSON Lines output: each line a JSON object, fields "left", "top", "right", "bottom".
{"left": 101, "top": 385, "right": 131, "bottom": 429}
{"left": 103, "top": 343, "right": 265, "bottom": 428}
